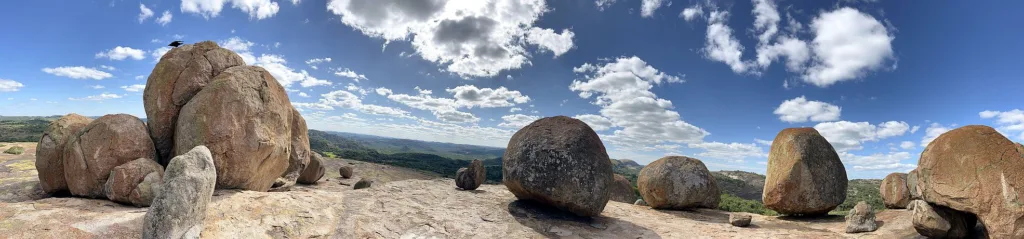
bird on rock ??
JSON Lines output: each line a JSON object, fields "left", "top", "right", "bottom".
{"left": 168, "top": 41, "right": 184, "bottom": 47}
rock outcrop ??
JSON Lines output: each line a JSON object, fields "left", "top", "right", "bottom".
{"left": 911, "top": 200, "right": 976, "bottom": 238}
{"left": 638, "top": 156, "right": 720, "bottom": 209}
{"left": 175, "top": 66, "right": 297, "bottom": 192}
{"left": 143, "top": 146, "right": 217, "bottom": 239}
{"left": 730, "top": 214, "right": 752, "bottom": 227}
{"left": 917, "top": 125, "right": 1024, "bottom": 238}
{"left": 63, "top": 114, "right": 157, "bottom": 198}
{"left": 608, "top": 174, "right": 636, "bottom": 203}
{"left": 143, "top": 41, "right": 245, "bottom": 163}
{"left": 763, "top": 128, "right": 847, "bottom": 216}
{"left": 455, "top": 159, "right": 485, "bottom": 190}
{"left": 104, "top": 158, "right": 163, "bottom": 206}
{"left": 502, "top": 116, "right": 613, "bottom": 217}
{"left": 35, "top": 113, "right": 91, "bottom": 194}
{"left": 881, "top": 173, "right": 910, "bottom": 209}
{"left": 845, "top": 201, "right": 878, "bottom": 233}
{"left": 278, "top": 108, "right": 311, "bottom": 188}
{"left": 297, "top": 152, "right": 325, "bottom": 184}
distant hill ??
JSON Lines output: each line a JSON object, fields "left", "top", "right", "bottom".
{"left": 711, "top": 170, "right": 765, "bottom": 202}
{"left": 324, "top": 131, "right": 505, "bottom": 161}
{"left": 0, "top": 116, "right": 52, "bottom": 142}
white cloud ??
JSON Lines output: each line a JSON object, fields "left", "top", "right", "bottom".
{"left": 509, "top": 107, "right": 522, "bottom": 113}
{"left": 910, "top": 125, "right": 921, "bottom": 134}
{"left": 0, "top": 79, "right": 24, "bottom": 92}
{"left": 803, "top": 8, "right": 894, "bottom": 87}
{"left": 570, "top": 56, "right": 706, "bottom": 149}
{"left": 156, "top": 11, "right": 173, "bottom": 26}
{"left": 42, "top": 66, "right": 113, "bottom": 80}
{"left": 220, "top": 37, "right": 255, "bottom": 53}
{"left": 979, "top": 109, "right": 1024, "bottom": 140}
{"left": 135, "top": 75, "right": 145, "bottom": 80}
{"left": 345, "top": 83, "right": 369, "bottom": 95}
{"left": 99, "top": 65, "right": 116, "bottom": 71}
{"left": 151, "top": 46, "right": 172, "bottom": 60}
{"left": 498, "top": 114, "right": 540, "bottom": 129}
{"left": 446, "top": 85, "right": 530, "bottom": 108}
{"left": 704, "top": 10, "right": 751, "bottom": 74}
{"left": 96, "top": 46, "right": 146, "bottom": 61}
{"left": 680, "top": 6, "right": 704, "bottom": 22}
{"left": 814, "top": 120, "right": 910, "bottom": 152}
{"left": 374, "top": 87, "right": 392, "bottom": 96}
{"left": 334, "top": 69, "right": 368, "bottom": 82}
{"left": 920, "top": 122, "right": 952, "bottom": 147}
{"left": 90, "top": 85, "right": 105, "bottom": 89}
{"left": 252, "top": 54, "right": 332, "bottom": 88}
{"left": 899, "top": 141, "right": 914, "bottom": 150}
{"left": 293, "top": 90, "right": 411, "bottom": 118}
{"left": 773, "top": 96, "right": 841, "bottom": 123}
{"left": 291, "top": 0, "right": 301, "bottom": 5}
{"left": 298, "top": 92, "right": 310, "bottom": 98}
{"left": 574, "top": 114, "right": 613, "bottom": 131}
{"left": 121, "top": 84, "right": 146, "bottom": 92}
{"left": 69, "top": 93, "right": 122, "bottom": 101}
{"left": 688, "top": 141, "right": 767, "bottom": 163}
{"left": 751, "top": 0, "right": 780, "bottom": 46}
{"left": 595, "top": 0, "right": 617, "bottom": 11}
{"left": 181, "top": 0, "right": 280, "bottom": 20}
{"left": 305, "top": 57, "right": 332, "bottom": 69}
{"left": 139, "top": 4, "right": 154, "bottom": 23}
{"left": 640, "top": 0, "right": 665, "bottom": 18}
{"left": 414, "top": 86, "right": 432, "bottom": 95}
{"left": 525, "top": 27, "right": 575, "bottom": 57}
{"left": 755, "top": 36, "right": 810, "bottom": 72}
{"left": 326, "top": 0, "right": 574, "bottom": 78}
{"left": 380, "top": 87, "right": 478, "bottom": 124}
{"left": 754, "top": 138, "right": 773, "bottom": 146}
{"left": 840, "top": 151, "right": 915, "bottom": 171}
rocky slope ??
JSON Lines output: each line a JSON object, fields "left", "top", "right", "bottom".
{"left": 0, "top": 152, "right": 924, "bottom": 238}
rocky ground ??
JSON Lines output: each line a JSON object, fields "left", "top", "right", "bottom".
{"left": 0, "top": 148, "right": 923, "bottom": 238}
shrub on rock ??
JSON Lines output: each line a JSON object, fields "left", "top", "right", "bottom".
{"left": 36, "top": 113, "right": 91, "bottom": 194}
{"left": 763, "top": 128, "right": 847, "bottom": 216}
{"left": 880, "top": 173, "right": 910, "bottom": 209}
{"left": 455, "top": 159, "right": 485, "bottom": 190}
{"left": 63, "top": 114, "right": 157, "bottom": 198}
{"left": 105, "top": 158, "right": 163, "bottom": 207}
{"left": 638, "top": 156, "right": 720, "bottom": 209}
{"left": 502, "top": 116, "right": 613, "bottom": 217}
{"left": 143, "top": 146, "right": 217, "bottom": 239}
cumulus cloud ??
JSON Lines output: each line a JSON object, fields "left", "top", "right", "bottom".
{"left": 69, "top": 93, "right": 122, "bottom": 101}
{"left": 446, "top": 85, "right": 530, "bottom": 108}
{"left": 525, "top": 27, "right": 575, "bottom": 57}
{"left": 920, "top": 122, "right": 952, "bottom": 147}
{"left": 151, "top": 47, "right": 172, "bottom": 60}
{"left": 803, "top": 8, "right": 894, "bottom": 87}
{"left": 498, "top": 114, "right": 540, "bottom": 129}
{"left": 840, "top": 151, "right": 915, "bottom": 171}
{"left": 334, "top": 69, "right": 368, "bottom": 82}
{"left": 773, "top": 96, "right": 841, "bottom": 123}
{"left": 42, "top": 66, "right": 113, "bottom": 80}
{"left": 641, "top": 0, "right": 665, "bottom": 18}
{"left": 96, "top": 46, "right": 146, "bottom": 61}
{"left": 680, "top": 6, "right": 704, "bottom": 22}
{"left": 121, "top": 84, "right": 146, "bottom": 92}
{"left": 574, "top": 114, "right": 613, "bottom": 131}
{"left": 326, "top": 0, "right": 574, "bottom": 78}
{"left": 298, "top": 92, "right": 310, "bottom": 98}
{"left": 899, "top": 141, "right": 914, "bottom": 150}
{"left": 376, "top": 87, "right": 478, "bottom": 123}
{"left": 99, "top": 65, "right": 116, "bottom": 71}
{"left": 570, "top": 56, "right": 707, "bottom": 149}
{"left": 0, "top": 79, "right": 24, "bottom": 92}
{"left": 306, "top": 57, "right": 332, "bottom": 70}
{"left": 374, "top": 87, "right": 392, "bottom": 96}
{"left": 139, "top": 4, "right": 154, "bottom": 23}
{"left": 814, "top": 120, "right": 910, "bottom": 152}
{"left": 156, "top": 11, "right": 173, "bottom": 26}
{"left": 979, "top": 109, "right": 1024, "bottom": 140}
{"left": 293, "top": 90, "right": 411, "bottom": 118}
{"left": 181, "top": 0, "right": 280, "bottom": 20}
{"left": 252, "top": 54, "right": 332, "bottom": 88}
{"left": 704, "top": 10, "right": 751, "bottom": 74}
{"left": 688, "top": 141, "right": 767, "bottom": 163}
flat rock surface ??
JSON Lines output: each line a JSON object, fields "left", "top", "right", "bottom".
{"left": 0, "top": 154, "right": 922, "bottom": 238}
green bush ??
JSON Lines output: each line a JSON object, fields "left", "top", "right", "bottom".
{"left": 322, "top": 151, "right": 336, "bottom": 158}
{"left": 718, "top": 193, "right": 778, "bottom": 216}
{"left": 3, "top": 145, "right": 25, "bottom": 155}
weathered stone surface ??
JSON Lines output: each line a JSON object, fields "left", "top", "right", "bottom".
{"left": 911, "top": 200, "right": 976, "bottom": 238}
{"left": 845, "top": 201, "right": 878, "bottom": 233}
{"left": 354, "top": 178, "right": 372, "bottom": 190}
{"left": 907, "top": 169, "right": 922, "bottom": 200}
{"left": 297, "top": 153, "right": 325, "bottom": 184}
{"left": 763, "top": 128, "right": 847, "bottom": 216}
{"left": 881, "top": 173, "right": 910, "bottom": 209}
{"left": 35, "top": 113, "right": 91, "bottom": 194}
{"left": 143, "top": 41, "right": 246, "bottom": 164}
{"left": 502, "top": 116, "right": 613, "bottom": 217}
{"left": 455, "top": 159, "right": 485, "bottom": 190}
{"left": 339, "top": 165, "right": 354, "bottom": 179}
{"left": 63, "top": 114, "right": 157, "bottom": 198}
{"left": 634, "top": 199, "right": 647, "bottom": 206}
{"left": 175, "top": 66, "right": 294, "bottom": 192}
{"left": 638, "top": 156, "right": 720, "bottom": 209}
{"left": 730, "top": 214, "right": 752, "bottom": 227}
{"left": 917, "top": 125, "right": 1024, "bottom": 238}
{"left": 104, "top": 158, "right": 163, "bottom": 207}
{"left": 276, "top": 108, "right": 311, "bottom": 189}
{"left": 608, "top": 174, "right": 636, "bottom": 203}
{"left": 143, "top": 146, "right": 217, "bottom": 239}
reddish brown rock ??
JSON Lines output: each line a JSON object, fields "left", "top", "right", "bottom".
{"left": 143, "top": 41, "right": 246, "bottom": 164}
{"left": 175, "top": 66, "right": 294, "bottom": 192}
{"left": 35, "top": 113, "right": 91, "bottom": 194}
{"left": 917, "top": 125, "right": 1024, "bottom": 238}
{"left": 881, "top": 173, "right": 910, "bottom": 209}
{"left": 63, "top": 114, "right": 157, "bottom": 198}
{"left": 638, "top": 156, "right": 720, "bottom": 209}
{"left": 763, "top": 128, "right": 847, "bottom": 216}
{"left": 105, "top": 158, "right": 163, "bottom": 206}
{"left": 608, "top": 174, "right": 637, "bottom": 203}
{"left": 339, "top": 165, "right": 354, "bottom": 179}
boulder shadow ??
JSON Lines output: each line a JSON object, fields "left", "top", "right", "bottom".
{"left": 506, "top": 200, "right": 663, "bottom": 238}
{"left": 775, "top": 214, "right": 846, "bottom": 223}
{"left": 652, "top": 208, "right": 731, "bottom": 224}
{"left": 454, "top": 188, "right": 488, "bottom": 194}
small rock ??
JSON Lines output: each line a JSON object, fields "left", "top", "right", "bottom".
{"left": 455, "top": 159, "right": 485, "bottom": 190}
{"left": 339, "top": 165, "right": 354, "bottom": 179}
{"left": 354, "top": 178, "right": 373, "bottom": 190}
{"left": 296, "top": 153, "right": 325, "bottom": 184}
{"left": 729, "top": 213, "right": 752, "bottom": 227}
{"left": 104, "top": 158, "right": 163, "bottom": 206}
{"left": 634, "top": 199, "right": 647, "bottom": 206}
{"left": 143, "top": 145, "right": 217, "bottom": 239}
{"left": 845, "top": 201, "right": 878, "bottom": 233}
{"left": 911, "top": 200, "right": 976, "bottom": 238}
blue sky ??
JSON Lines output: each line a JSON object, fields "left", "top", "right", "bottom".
{"left": 1, "top": 0, "right": 1022, "bottom": 178}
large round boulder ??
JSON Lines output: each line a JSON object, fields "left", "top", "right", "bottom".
{"left": 63, "top": 114, "right": 157, "bottom": 198}
{"left": 105, "top": 158, "right": 164, "bottom": 206}
{"left": 763, "top": 127, "right": 848, "bottom": 216}
{"left": 638, "top": 156, "right": 720, "bottom": 209}
{"left": 881, "top": 173, "right": 910, "bottom": 209}
{"left": 455, "top": 159, "right": 485, "bottom": 190}
{"left": 297, "top": 152, "right": 325, "bottom": 184}
{"left": 175, "top": 66, "right": 295, "bottom": 192}
{"left": 608, "top": 174, "right": 637, "bottom": 203}
{"left": 144, "top": 41, "right": 246, "bottom": 164}
{"left": 35, "top": 113, "right": 91, "bottom": 194}
{"left": 502, "top": 116, "right": 613, "bottom": 217}
{"left": 917, "top": 125, "right": 1024, "bottom": 238}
